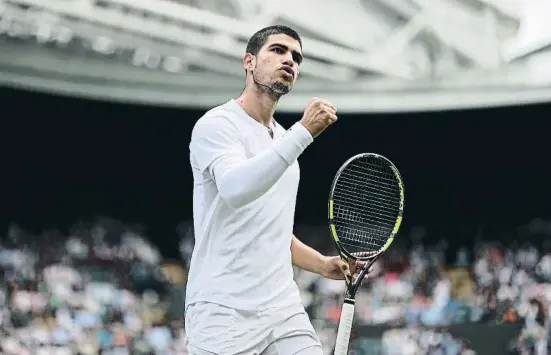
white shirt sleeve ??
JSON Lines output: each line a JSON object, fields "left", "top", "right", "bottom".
{"left": 190, "top": 116, "right": 313, "bottom": 209}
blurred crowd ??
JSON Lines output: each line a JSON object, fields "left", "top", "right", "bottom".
{"left": 0, "top": 219, "right": 188, "bottom": 355}
{"left": 2, "top": 218, "right": 551, "bottom": 354}
{"left": 295, "top": 222, "right": 551, "bottom": 355}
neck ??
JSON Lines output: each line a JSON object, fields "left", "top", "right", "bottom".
{"left": 236, "top": 84, "right": 278, "bottom": 127}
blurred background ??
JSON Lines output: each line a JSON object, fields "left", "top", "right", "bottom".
{"left": 1, "top": 0, "right": 551, "bottom": 354}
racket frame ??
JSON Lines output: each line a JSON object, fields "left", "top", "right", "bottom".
{"left": 328, "top": 153, "right": 405, "bottom": 355}
{"left": 328, "top": 152, "right": 405, "bottom": 263}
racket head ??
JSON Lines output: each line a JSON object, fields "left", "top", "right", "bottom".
{"left": 328, "top": 153, "right": 405, "bottom": 262}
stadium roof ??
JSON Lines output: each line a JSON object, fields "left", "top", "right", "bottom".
{"left": 0, "top": 0, "right": 550, "bottom": 112}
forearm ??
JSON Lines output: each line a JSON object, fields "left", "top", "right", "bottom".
{"left": 214, "top": 149, "right": 289, "bottom": 209}
{"left": 214, "top": 122, "right": 313, "bottom": 208}
{"left": 291, "top": 235, "right": 324, "bottom": 275}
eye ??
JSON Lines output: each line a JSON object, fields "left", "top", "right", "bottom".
{"left": 273, "top": 47, "right": 285, "bottom": 54}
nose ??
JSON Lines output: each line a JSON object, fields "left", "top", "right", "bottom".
{"left": 282, "top": 53, "right": 294, "bottom": 66}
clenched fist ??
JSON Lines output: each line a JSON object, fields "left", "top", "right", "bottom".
{"left": 300, "top": 98, "right": 338, "bottom": 138}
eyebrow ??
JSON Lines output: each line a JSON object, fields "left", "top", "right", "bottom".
{"left": 269, "top": 43, "right": 303, "bottom": 64}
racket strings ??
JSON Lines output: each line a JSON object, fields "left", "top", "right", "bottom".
{"left": 332, "top": 156, "right": 401, "bottom": 255}
{"left": 334, "top": 174, "right": 397, "bottom": 229}
{"left": 334, "top": 176, "right": 399, "bottom": 213}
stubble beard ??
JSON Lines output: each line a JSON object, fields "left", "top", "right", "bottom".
{"left": 252, "top": 70, "right": 292, "bottom": 100}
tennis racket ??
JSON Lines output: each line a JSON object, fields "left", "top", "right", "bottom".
{"left": 329, "top": 153, "right": 405, "bottom": 355}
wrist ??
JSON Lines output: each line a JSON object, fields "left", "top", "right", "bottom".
{"left": 294, "top": 122, "right": 315, "bottom": 142}
{"left": 272, "top": 122, "right": 313, "bottom": 165}
{"left": 298, "top": 122, "right": 315, "bottom": 139}
{"left": 315, "top": 254, "right": 327, "bottom": 276}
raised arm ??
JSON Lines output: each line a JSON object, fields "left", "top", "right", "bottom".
{"left": 190, "top": 98, "right": 338, "bottom": 209}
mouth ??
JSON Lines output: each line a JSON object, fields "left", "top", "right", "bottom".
{"left": 279, "top": 66, "right": 295, "bottom": 79}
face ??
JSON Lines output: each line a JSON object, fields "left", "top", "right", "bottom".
{"left": 244, "top": 34, "right": 303, "bottom": 96}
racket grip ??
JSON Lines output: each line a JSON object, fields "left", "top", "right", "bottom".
{"left": 334, "top": 300, "right": 355, "bottom": 355}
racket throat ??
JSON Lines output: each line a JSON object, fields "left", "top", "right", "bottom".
{"left": 343, "top": 289, "right": 353, "bottom": 299}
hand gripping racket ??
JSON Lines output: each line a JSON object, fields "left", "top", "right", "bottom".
{"left": 328, "top": 153, "right": 405, "bottom": 355}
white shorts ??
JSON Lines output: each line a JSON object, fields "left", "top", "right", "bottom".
{"left": 185, "top": 302, "right": 322, "bottom": 355}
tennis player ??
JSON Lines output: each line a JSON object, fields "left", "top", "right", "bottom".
{"left": 186, "top": 25, "right": 363, "bottom": 355}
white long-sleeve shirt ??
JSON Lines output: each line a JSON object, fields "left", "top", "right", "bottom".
{"left": 186, "top": 99, "right": 313, "bottom": 311}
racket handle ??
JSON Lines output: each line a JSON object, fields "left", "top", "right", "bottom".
{"left": 334, "top": 300, "right": 355, "bottom": 355}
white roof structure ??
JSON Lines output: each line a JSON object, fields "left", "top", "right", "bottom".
{"left": 0, "top": 0, "right": 550, "bottom": 112}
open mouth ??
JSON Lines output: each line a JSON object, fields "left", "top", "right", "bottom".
{"left": 280, "top": 66, "right": 294, "bottom": 78}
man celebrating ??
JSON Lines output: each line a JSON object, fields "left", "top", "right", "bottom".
{"left": 186, "top": 25, "right": 361, "bottom": 355}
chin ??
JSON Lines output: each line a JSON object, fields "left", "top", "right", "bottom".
{"left": 272, "top": 82, "right": 293, "bottom": 95}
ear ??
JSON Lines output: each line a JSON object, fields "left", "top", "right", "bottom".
{"left": 243, "top": 53, "right": 256, "bottom": 72}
